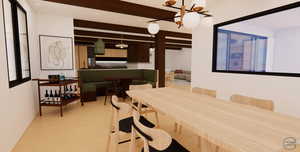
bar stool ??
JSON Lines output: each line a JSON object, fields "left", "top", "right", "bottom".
{"left": 106, "top": 95, "right": 155, "bottom": 152}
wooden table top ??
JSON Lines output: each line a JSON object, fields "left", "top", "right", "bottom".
{"left": 127, "top": 87, "right": 300, "bottom": 152}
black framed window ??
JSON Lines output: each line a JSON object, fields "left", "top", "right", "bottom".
{"left": 2, "top": 0, "right": 31, "bottom": 88}
{"left": 212, "top": 1, "right": 300, "bottom": 77}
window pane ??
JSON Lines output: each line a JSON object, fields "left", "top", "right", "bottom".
{"left": 216, "top": 30, "right": 268, "bottom": 72}
{"left": 17, "top": 7, "right": 30, "bottom": 78}
{"left": 254, "top": 38, "right": 267, "bottom": 72}
{"left": 216, "top": 31, "right": 228, "bottom": 70}
{"left": 3, "top": 0, "right": 17, "bottom": 81}
{"left": 228, "top": 33, "right": 252, "bottom": 71}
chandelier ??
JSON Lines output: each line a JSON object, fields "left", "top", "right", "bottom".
{"left": 147, "top": 0, "right": 213, "bottom": 35}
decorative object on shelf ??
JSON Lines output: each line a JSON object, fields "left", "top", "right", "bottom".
{"left": 147, "top": 0, "right": 213, "bottom": 31}
{"left": 115, "top": 35, "right": 128, "bottom": 49}
{"left": 39, "top": 35, "right": 74, "bottom": 70}
{"left": 48, "top": 75, "right": 60, "bottom": 84}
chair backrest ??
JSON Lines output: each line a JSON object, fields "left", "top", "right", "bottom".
{"left": 129, "top": 84, "right": 153, "bottom": 90}
{"left": 132, "top": 111, "right": 172, "bottom": 151}
{"left": 230, "top": 94, "right": 274, "bottom": 111}
{"left": 111, "top": 95, "right": 132, "bottom": 115}
{"left": 192, "top": 87, "right": 216, "bottom": 98}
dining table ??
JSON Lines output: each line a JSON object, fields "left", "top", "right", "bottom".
{"left": 126, "top": 87, "right": 300, "bottom": 152}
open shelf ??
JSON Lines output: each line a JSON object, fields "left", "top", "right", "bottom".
{"left": 33, "top": 78, "right": 83, "bottom": 117}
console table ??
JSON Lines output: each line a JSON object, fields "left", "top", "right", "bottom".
{"left": 33, "top": 79, "right": 82, "bottom": 117}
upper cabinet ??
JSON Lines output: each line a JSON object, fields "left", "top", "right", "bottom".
{"left": 127, "top": 44, "right": 150, "bottom": 63}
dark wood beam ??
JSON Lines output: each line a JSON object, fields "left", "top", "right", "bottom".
{"left": 74, "top": 19, "right": 192, "bottom": 39}
{"left": 45, "top": 0, "right": 175, "bottom": 21}
{"left": 74, "top": 30, "right": 152, "bottom": 41}
{"left": 74, "top": 37, "right": 191, "bottom": 49}
{"left": 74, "top": 30, "right": 192, "bottom": 45}
{"left": 155, "top": 32, "right": 166, "bottom": 88}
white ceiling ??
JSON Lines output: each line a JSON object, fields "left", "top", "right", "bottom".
{"left": 27, "top": 0, "right": 195, "bottom": 33}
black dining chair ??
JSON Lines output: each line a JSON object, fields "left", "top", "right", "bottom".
{"left": 132, "top": 111, "right": 189, "bottom": 152}
{"left": 106, "top": 95, "right": 155, "bottom": 152}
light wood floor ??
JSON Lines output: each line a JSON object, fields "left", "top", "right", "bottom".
{"left": 12, "top": 93, "right": 201, "bottom": 152}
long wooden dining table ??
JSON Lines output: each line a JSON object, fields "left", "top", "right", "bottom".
{"left": 126, "top": 87, "right": 300, "bottom": 152}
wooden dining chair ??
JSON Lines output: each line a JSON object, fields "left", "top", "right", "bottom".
{"left": 106, "top": 95, "right": 155, "bottom": 152}
{"left": 191, "top": 87, "right": 217, "bottom": 98}
{"left": 131, "top": 111, "right": 189, "bottom": 152}
{"left": 129, "top": 84, "right": 160, "bottom": 127}
{"left": 230, "top": 94, "right": 274, "bottom": 111}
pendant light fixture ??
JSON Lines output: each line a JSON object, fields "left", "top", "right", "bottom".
{"left": 115, "top": 35, "right": 128, "bottom": 49}
{"left": 147, "top": 0, "right": 212, "bottom": 32}
{"left": 147, "top": 22, "right": 160, "bottom": 35}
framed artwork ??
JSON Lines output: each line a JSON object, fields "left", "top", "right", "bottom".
{"left": 39, "top": 35, "right": 74, "bottom": 70}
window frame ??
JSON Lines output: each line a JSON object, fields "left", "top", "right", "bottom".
{"left": 2, "top": 0, "right": 31, "bottom": 88}
{"left": 212, "top": 1, "right": 300, "bottom": 77}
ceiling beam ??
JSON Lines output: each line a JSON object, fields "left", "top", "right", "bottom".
{"left": 74, "top": 31, "right": 192, "bottom": 45}
{"left": 75, "top": 37, "right": 190, "bottom": 49}
{"left": 74, "top": 36, "right": 191, "bottom": 48}
{"left": 74, "top": 19, "right": 192, "bottom": 39}
{"left": 45, "top": 0, "right": 175, "bottom": 21}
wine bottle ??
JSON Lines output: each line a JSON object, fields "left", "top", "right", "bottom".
{"left": 54, "top": 90, "right": 58, "bottom": 102}
{"left": 69, "top": 85, "right": 73, "bottom": 98}
{"left": 58, "top": 90, "right": 62, "bottom": 102}
{"left": 45, "top": 90, "right": 49, "bottom": 102}
{"left": 50, "top": 90, "right": 54, "bottom": 103}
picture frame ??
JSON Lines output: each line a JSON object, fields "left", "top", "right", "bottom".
{"left": 39, "top": 35, "right": 74, "bottom": 70}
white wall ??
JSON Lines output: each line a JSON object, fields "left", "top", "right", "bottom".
{"left": 35, "top": 13, "right": 75, "bottom": 78}
{"left": 192, "top": 0, "right": 300, "bottom": 118}
{"left": 166, "top": 48, "right": 191, "bottom": 72}
{"left": 0, "top": 0, "right": 38, "bottom": 152}
{"left": 272, "top": 27, "right": 300, "bottom": 73}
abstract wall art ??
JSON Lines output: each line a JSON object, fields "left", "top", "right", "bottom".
{"left": 39, "top": 35, "right": 74, "bottom": 70}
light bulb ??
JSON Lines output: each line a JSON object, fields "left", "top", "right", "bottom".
{"left": 183, "top": 12, "right": 201, "bottom": 29}
{"left": 147, "top": 22, "right": 160, "bottom": 35}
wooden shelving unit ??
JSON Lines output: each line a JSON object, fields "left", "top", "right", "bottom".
{"left": 33, "top": 79, "right": 83, "bottom": 117}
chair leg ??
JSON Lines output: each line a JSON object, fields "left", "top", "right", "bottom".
{"left": 154, "top": 112, "right": 160, "bottom": 128}
{"left": 129, "top": 126, "right": 137, "bottom": 152}
{"left": 106, "top": 133, "right": 112, "bottom": 152}
{"left": 105, "top": 95, "right": 107, "bottom": 105}
{"left": 174, "top": 123, "right": 178, "bottom": 133}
